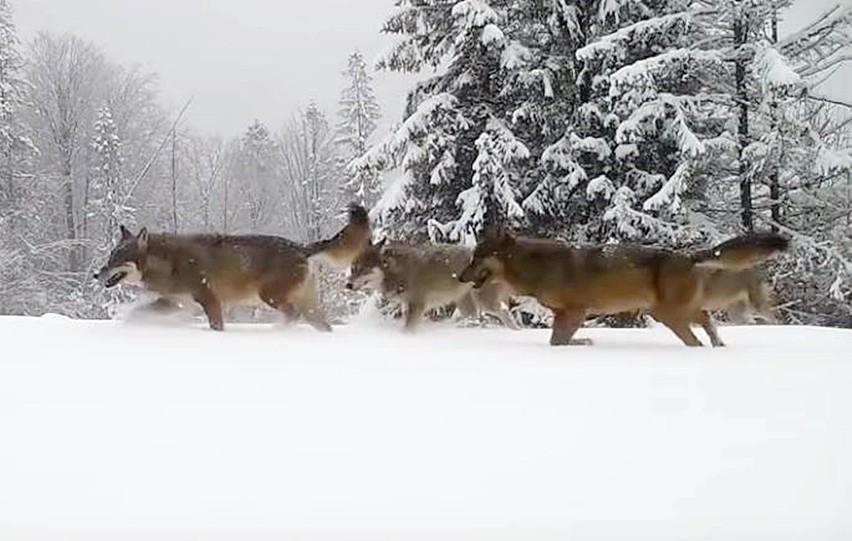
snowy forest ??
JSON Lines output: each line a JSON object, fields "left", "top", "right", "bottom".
{"left": 0, "top": 0, "right": 850, "bottom": 327}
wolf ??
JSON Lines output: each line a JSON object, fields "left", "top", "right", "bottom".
{"left": 700, "top": 268, "right": 776, "bottom": 323}
{"left": 458, "top": 230, "right": 788, "bottom": 347}
{"left": 95, "top": 204, "right": 371, "bottom": 331}
{"left": 346, "top": 239, "right": 517, "bottom": 331}
{"left": 689, "top": 268, "right": 777, "bottom": 347}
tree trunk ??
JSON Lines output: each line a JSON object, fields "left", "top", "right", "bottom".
{"left": 2, "top": 142, "right": 15, "bottom": 234}
{"left": 222, "top": 178, "right": 229, "bottom": 233}
{"left": 171, "top": 129, "right": 178, "bottom": 232}
{"left": 61, "top": 152, "right": 78, "bottom": 271}
{"left": 769, "top": 12, "right": 782, "bottom": 232}
{"left": 734, "top": 9, "right": 753, "bottom": 232}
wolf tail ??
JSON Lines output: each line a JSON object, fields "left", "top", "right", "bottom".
{"left": 304, "top": 203, "right": 371, "bottom": 269}
{"left": 692, "top": 232, "right": 790, "bottom": 270}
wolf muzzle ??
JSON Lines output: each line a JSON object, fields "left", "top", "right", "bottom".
{"left": 95, "top": 267, "right": 128, "bottom": 288}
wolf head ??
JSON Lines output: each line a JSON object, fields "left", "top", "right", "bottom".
{"left": 459, "top": 228, "right": 513, "bottom": 288}
{"left": 346, "top": 238, "right": 388, "bottom": 291}
{"left": 94, "top": 226, "right": 148, "bottom": 288}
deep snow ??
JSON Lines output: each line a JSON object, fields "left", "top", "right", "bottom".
{"left": 0, "top": 314, "right": 850, "bottom": 541}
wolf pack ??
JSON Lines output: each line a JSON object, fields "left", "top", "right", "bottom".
{"left": 95, "top": 203, "right": 789, "bottom": 348}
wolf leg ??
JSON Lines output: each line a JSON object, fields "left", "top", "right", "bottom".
{"left": 260, "top": 286, "right": 300, "bottom": 325}
{"left": 143, "top": 297, "right": 183, "bottom": 313}
{"left": 131, "top": 297, "right": 183, "bottom": 318}
{"left": 651, "top": 309, "right": 703, "bottom": 347}
{"left": 750, "top": 281, "right": 778, "bottom": 324}
{"left": 694, "top": 310, "right": 725, "bottom": 347}
{"left": 455, "top": 293, "right": 478, "bottom": 320}
{"left": 550, "top": 309, "right": 592, "bottom": 346}
{"left": 726, "top": 300, "right": 751, "bottom": 324}
{"left": 403, "top": 300, "right": 425, "bottom": 332}
{"left": 193, "top": 289, "right": 224, "bottom": 331}
{"left": 492, "top": 307, "right": 520, "bottom": 330}
{"left": 289, "top": 278, "right": 332, "bottom": 332}
{"left": 476, "top": 283, "right": 519, "bottom": 330}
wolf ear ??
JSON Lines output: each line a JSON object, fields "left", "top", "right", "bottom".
{"left": 120, "top": 225, "right": 133, "bottom": 241}
{"left": 137, "top": 227, "right": 149, "bottom": 251}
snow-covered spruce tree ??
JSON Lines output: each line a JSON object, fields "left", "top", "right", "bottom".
{"left": 234, "top": 120, "right": 279, "bottom": 233}
{"left": 569, "top": 0, "right": 851, "bottom": 324}
{"left": 0, "top": 0, "right": 32, "bottom": 215}
{"left": 0, "top": 0, "right": 40, "bottom": 315}
{"left": 337, "top": 50, "right": 381, "bottom": 208}
{"left": 452, "top": 120, "right": 526, "bottom": 243}
{"left": 86, "top": 104, "right": 135, "bottom": 316}
{"left": 360, "top": 0, "right": 580, "bottom": 242}
{"left": 89, "top": 105, "right": 132, "bottom": 244}
{"left": 538, "top": 0, "right": 735, "bottom": 245}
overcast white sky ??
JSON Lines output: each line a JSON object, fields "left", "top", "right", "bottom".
{"left": 14, "top": 0, "right": 850, "bottom": 137}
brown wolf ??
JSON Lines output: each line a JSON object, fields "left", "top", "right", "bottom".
{"left": 346, "top": 239, "right": 517, "bottom": 331}
{"left": 700, "top": 269, "right": 775, "bottom": 323}
{"left": 690, "top": 268, "right": 777, "bottom": 347}
{"left": 95, "top": 204, "right": 371, "bottom": 331}
{"left": 458, "top": 230, "right": 788, "bottom": 347}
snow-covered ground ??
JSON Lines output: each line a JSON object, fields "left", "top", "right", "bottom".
{"left": 0, "top": 313, "right": 850, "bottom": 541}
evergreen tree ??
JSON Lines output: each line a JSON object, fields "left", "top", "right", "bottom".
{"left": 337, "top": 50, "right": 381, "bottom": 207}
{"left": 360, "top": 0, "right": 536, "bottom": 240}
{"left": 571, "top": 0, "right": 851, "bottom": 321}
{"left": 0, "top": 0, "right": 38, "bottom": 315}
{"left": 236, "top": 120, "right": 279, "bottom": 232}
{"left": 359, "top": 1, "right": 601, "bottom": 241}
{"left": 0, "top": 0, "right": 33, "bottom": 222}
{"left": 90, "top": 105, "right": 131, "bottom": 242}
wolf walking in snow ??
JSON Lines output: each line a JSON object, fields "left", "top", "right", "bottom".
{"left": 95, "top": 204, "right": 371, "bottom": 331}
{"left": 458, "top": 229, "right": 788, "bottom": 347}
{"left": 346, "top": 239, "right": 517, "bottom": 331}
{"left": 688, "top": 267, "right": 778, "bottom": 347}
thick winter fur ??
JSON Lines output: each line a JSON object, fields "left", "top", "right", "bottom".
{"left": 95, "top": 205, "right": 371, "bottom": 331}
{"left": 347, "top": 240, "right": 517, "bottom": 331}
{"left": 458, "top": 230, "right": 788, "bottom": 347}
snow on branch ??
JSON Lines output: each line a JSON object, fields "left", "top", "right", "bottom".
{"left": 500, "top": 40, "right": 533, "bottom": 70}
{"left": 609, "top": 49, "right": 724, "bottom": 96}
{"left": 779, "top": 4, "right": 852, "bottom": 77}
{"left": 353, "top": 92, "right": 462, "bottom": 171}
{"left": 451, "top": 0, "right": 500, "bottom": 27}
{"left": 752, "top": 45, "right": 802, "bottom": 93}
{"left": 815, "top": 146, "right": 852, "bottom": 176}
{"left": 643, "top": 161, "right": 690, "bottom": 213}
{"left": 577, "top": 12, "right": 693, "bottom": 62}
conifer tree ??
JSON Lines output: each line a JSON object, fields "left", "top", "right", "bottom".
{"left": 337, "top": 50, "right": 381, "bottom": 207}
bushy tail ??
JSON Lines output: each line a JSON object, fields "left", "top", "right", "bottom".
{"left": 692, "top": 232, "right": 790, "bottom": 270}
{"left": 305, "top": 203, "right": 371, "bottom": 268}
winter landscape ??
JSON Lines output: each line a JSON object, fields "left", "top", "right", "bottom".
{"left": 1, "top": 0, "right": 851, "bottom": 539}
